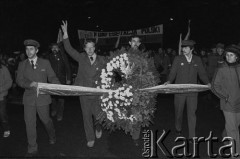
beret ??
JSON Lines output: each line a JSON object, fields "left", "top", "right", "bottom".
{"left": 181, "top": 40, "right": 196, "bottom": 46}
{"left": 24, "top": 39, "right": 40, "bottom": 48}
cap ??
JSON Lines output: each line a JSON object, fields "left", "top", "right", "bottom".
{"left": 181, "top": 40, "right": 196, "bottom": 47}
{"left": 24, "top": 39, "right": 40, "bottom": 48}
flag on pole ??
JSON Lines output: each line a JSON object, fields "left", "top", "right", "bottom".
{"left": 96, "top": 33, "right": 99, "bottom": 43}
{"left": 57, "top": 28, "right": 63, "bottom": 44}
{"left": 178, "top": 33, "right": 182, "bottom": 55}
{"left": 184, "top": 20, "right": 191, "bottom": 40}
{"left": 178, "top": 20, "right": 191, "bottom": 55}
{"left": 115, "top": 32, "right": 121, "bottom": 48}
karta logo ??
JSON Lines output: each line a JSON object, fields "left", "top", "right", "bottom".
{"left": 142, "top": 129, "right": 238, "bottom": 158}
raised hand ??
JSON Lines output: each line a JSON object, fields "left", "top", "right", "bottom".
{"left": 61, "top": 20, "right": 68, "bottom": 38}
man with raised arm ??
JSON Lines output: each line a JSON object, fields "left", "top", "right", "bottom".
{"left": 61, "top": 21, "right": 105, "bottom": 148}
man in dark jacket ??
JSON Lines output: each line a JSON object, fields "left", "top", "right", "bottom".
{"left": 164, "top": 40, "right": 211, "bottom": 139}
{"left": 48, "top": 43, "right": 72, "bottom": 121}
{"left": 61, "top": 21, "right": 105, "bottom": 148}
{"left": 16, "top": 39, "right": 60, "bottom": 157}
{"left": 207, "top": 43, "right": 225, "bottom": 81}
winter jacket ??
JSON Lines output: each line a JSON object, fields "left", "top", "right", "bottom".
{"left": 212, "top": 62, "right": 240, "bottom": 113}
{"left": 47, "top": 42, "right": 72, "bottom": 84}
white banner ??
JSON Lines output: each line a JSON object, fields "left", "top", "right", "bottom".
{"left": 78, "top": 24, "right": 163, "bottom": 39}
{"left": 37, "top": 83, "right": 210, "bottom": 96}
{"left": 140, "top": 84, "right": 210, "bottom": 93}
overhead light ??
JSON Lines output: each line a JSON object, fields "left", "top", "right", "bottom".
{"left": 88, "top": 16, "right": 91, "bottom": 19}
{"left": 96, "top": 25, "right": 99, "bottom": 28}
{"left": 170, "top": 18, "right": 174, "bottom": 21}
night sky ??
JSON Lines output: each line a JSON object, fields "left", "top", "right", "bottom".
{"left": 1, "top": 0, "right": 240, "bottom": 52}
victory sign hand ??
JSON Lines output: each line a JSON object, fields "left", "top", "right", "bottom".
{"left": 61, "top": 20, "right": 68, "bottom": 38}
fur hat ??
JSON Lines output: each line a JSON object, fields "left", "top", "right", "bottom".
{"left": 224, "top": 44, "right": 240, "bottom": 57}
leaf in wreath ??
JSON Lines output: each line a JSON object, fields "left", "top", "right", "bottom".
{"left": 96, "top": 111, "right": 105, "bottom": 120}
{"left": 128, "top": 123, "right": 133, "bottom": 132}
{"left": 143, "top": 120, "right": 150, "bottom": 126}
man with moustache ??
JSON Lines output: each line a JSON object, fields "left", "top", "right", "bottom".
{"left": 164, "top": 40, "right": 210, "bottom": 140}
{"left": 16, "top": 39, "right": 60, "bottom": 157}
{"left": 127, "top": 35, "right": 144, "bottom": 146}
{"left": 129, "top": 35, "right": 141, "bottom": 51}
{"left": 48, "top": 43, "right": 72, "bottom": 121}
{"left": 61, "top": 21, "right": 104, "bottom": 148}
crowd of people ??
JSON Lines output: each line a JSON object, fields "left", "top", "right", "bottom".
{"left": 1, "top": 20, "right": 240, "bottom": 157}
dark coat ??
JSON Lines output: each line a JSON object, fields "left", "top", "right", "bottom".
{"left": 212, "top": 62, "right": 240, "bottom": 113}
{"left": 207, "top": 54, "right": 224, "bottom": 80}
{"left": 16, "top": 58, "right": 60, "bottom": 106}
{"left": 168, "top": 55, "right": 209, "bottom": 96}
{"left": 63, "top": 38, "right": 106, "bottom": 88}
{"left": 47, "top": 44, "right": 72, "bottom": 84}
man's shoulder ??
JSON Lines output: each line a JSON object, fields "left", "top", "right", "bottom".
{"left": 217, "top": 62, "right": 228, "bottom": 69}
{"left": 174, "top": 55, "right": 183, "bottom": 61}
{"left": 79, "top": 52, "right": 86, "bottom": 57}
{"left": 193, "top": 55, "right": 202, "bottom": 62}
{"left": 0, "top": 65, "right": 10, "bottom": 73}
{"left": 38, "top": 58, "right": 51, "bottom": 65}
{"left": 1, "top": 64, "right": 7, "bottom": 70}
{"left": 193, "top": 55, "right": 201, "bottom": 59}
{"left": 19, "top": 59, "right": 28, "bottom": 65}
{"left": 97, "top": 54, "right": 105, "bottom": 59}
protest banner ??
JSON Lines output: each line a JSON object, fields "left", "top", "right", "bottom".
{"left": 78, "top": 24, "right": 163, "bottom": 46}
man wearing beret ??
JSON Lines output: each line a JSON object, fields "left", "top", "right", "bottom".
{"left": 164, "top": 40, "right": 211, "bottom": 140}
{"left": 16, "top": 39, "right": 60, "bottom": 156}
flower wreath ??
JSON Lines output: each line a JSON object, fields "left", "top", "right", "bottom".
{"left": 96, "top": 48, "right": 160, "bottom": 134}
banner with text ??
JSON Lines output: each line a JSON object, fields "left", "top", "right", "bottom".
{"left": 78, "top": 24, "right": 163, "bottom": 45}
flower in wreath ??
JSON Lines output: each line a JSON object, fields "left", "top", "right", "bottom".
{"left": 96, "top": 48, "right": 160, "bottom": 134}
